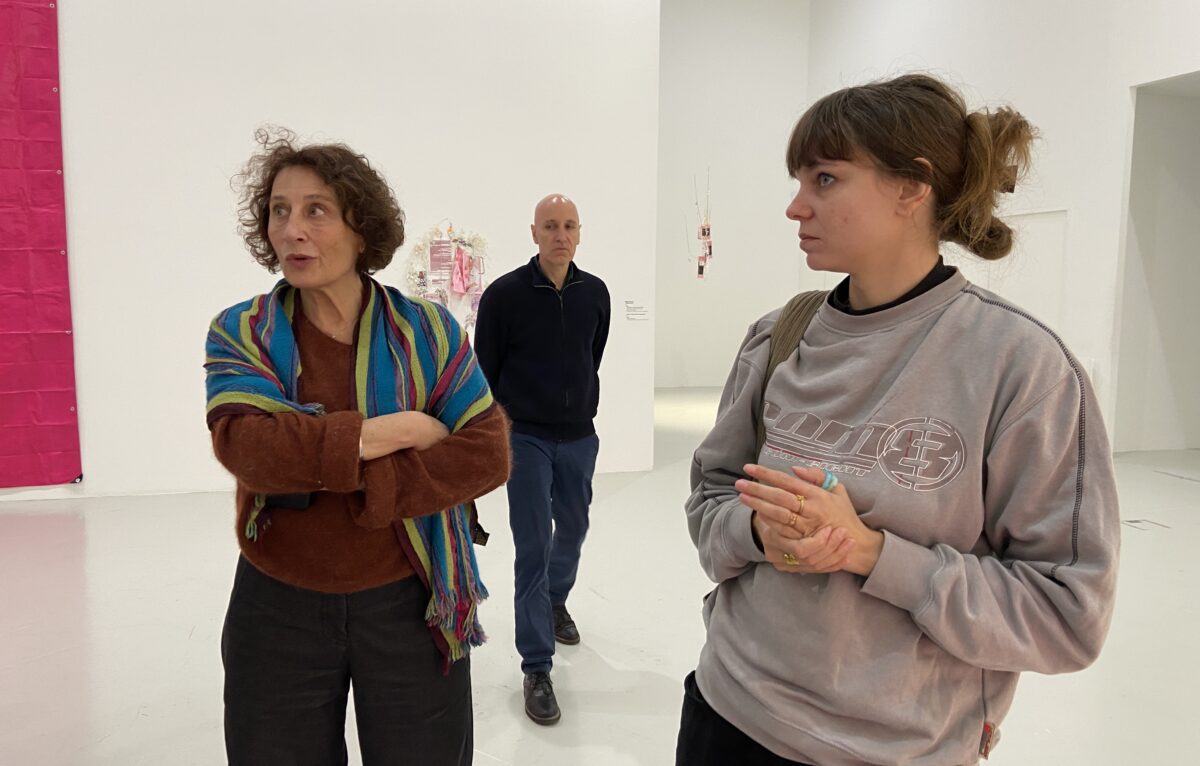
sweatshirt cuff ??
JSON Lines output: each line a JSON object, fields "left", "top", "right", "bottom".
{"left": 319, "top": 411, "right": 365, "bottom": 493}
{"left": 859, "top": 530, "right": 943, "bottom": 614}
{"left": 349, "top": 457, "right": 398, "bottom": 529}
{"left": 724, "top": 504, "right": 768, "bottom": 566}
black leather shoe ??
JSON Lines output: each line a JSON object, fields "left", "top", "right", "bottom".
{"left": 553, "top": 605, "right": 580, "bottom": 645}
{"left": 523, "top": 672, "right": 561, "bottom": 725}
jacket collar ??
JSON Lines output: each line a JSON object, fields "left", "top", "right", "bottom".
{"left": 527, "top": 254, "right": 581, "bottom": 289}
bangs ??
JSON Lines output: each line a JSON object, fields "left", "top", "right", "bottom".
{"left": 786, "top": 90, "right": 861, "bottom": 175}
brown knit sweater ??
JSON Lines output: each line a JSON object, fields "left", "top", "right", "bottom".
{"left": 211, "top": 309, "right": 511, "bottom": 593}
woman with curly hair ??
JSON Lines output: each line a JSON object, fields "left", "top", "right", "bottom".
{"left": 205, "top": 130, "right": 510, "bottom": 765}
{"left": 678, "top": 74, "right": 1121, "bottom": 765}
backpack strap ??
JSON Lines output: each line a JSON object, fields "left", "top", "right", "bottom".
{"left": 754, "top": 290, "right": 827, "bottom": 454}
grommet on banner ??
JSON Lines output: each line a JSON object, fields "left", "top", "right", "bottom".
{"left": 69, "top": 406, "right": 75, "bottom": 412}
{"left": 52, "top": 87, "right": 58, "bottom": 93}
{"left": 65, "top": 329, "right": 71, "bottom": 334}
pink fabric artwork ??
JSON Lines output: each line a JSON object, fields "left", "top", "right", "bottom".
{"left": 0, "top": 1, "right": 81, "bottom": 487}
{"left": 450, "top": 244, "right": 471, "bottom": 297}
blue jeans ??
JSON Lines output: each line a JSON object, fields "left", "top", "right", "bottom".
{"left": 507, "top": 431, "right": 599, "bottom": 674}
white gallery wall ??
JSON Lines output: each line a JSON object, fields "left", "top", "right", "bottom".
{"left": 1115, "top": 86, "right": 1200, "bottom": 452}
{"left": 1, "top": 0, "right": 659, "bottom": 501}
{"left": 804, "top": 0, "right": 1200, "bottom": 437}
{"left": 654, "top": 0, "right": 817, "bottom": 389}
{"left": 8, "top": 0, "right": 1200, "bottom": 503}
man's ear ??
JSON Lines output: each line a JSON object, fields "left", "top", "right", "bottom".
{"left": 530, "top": 223, "right": 537, "bottom": 244}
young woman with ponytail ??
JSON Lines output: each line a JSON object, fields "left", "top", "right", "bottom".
{"left": 678, "top": 74, "right": 1120, "bottom": 765}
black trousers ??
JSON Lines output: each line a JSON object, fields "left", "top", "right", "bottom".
{"left": 676, "top": 671, "right": 814, "bottom": 766}
{"left": 222, "top": 557, "right": 472, "bottom": 766}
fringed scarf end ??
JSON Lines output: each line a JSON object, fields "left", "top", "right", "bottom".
{"left": 245, "top": 494, "right": 268, "bottom": 541}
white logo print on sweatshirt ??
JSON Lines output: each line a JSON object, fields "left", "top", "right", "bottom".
{"left": 762, "top": 403, "right": 965, "bottom": 492}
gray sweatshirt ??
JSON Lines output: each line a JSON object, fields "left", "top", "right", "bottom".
{"left": 687, "top": 271, "right": 1120, "bottom": 765}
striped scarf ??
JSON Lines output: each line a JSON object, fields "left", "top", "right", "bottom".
{"left": 204, "top": 277, "right": 492, "bottom": 666}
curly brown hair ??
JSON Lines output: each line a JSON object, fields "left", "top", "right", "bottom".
{"left": 786, "top": 74, "right": 1036, "bottom": 261}
{"left": 235, "top": 128, "right": 405, "bottom": 274}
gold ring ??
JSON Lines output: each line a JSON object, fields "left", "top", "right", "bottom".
{"left": 795, "top": 494, "right": 806, "bottom": 512}
{"left": 782, "top": 552, "right": 800, "bottom": 566}
{"left": 787, "top": 512, "right": 799, "bottom": 528}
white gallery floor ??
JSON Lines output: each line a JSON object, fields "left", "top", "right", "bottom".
{"left": 1, "top": 388, "right": 1195, "bottom": 765}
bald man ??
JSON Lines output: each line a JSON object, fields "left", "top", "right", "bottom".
{"left": 474, "top": 194, "right": 611, "bottom": 725}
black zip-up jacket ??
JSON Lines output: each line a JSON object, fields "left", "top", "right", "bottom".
{"left": 474, "top": 255, "right": 610, "bottom": 441}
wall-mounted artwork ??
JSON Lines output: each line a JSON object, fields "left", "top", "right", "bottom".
{"left": 404, "top": 222, "right": 489, "bottom": 332}
{"left": 0, "top": 1, "right": 82, "bottom": 488}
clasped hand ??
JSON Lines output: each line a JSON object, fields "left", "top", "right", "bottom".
{"left": 736, "top": 464, "right": 883, "bottom": 577}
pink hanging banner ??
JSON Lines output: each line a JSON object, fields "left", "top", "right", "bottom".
{"left": 0, "top": 0, "right": 81, "bottom": 488}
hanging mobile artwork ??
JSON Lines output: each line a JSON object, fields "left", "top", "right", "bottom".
{"left": 405, "top": 221, "right": 489, "bottom": 331}
{"left": 688, "top": 170, "right": 713, "bottom": 279}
